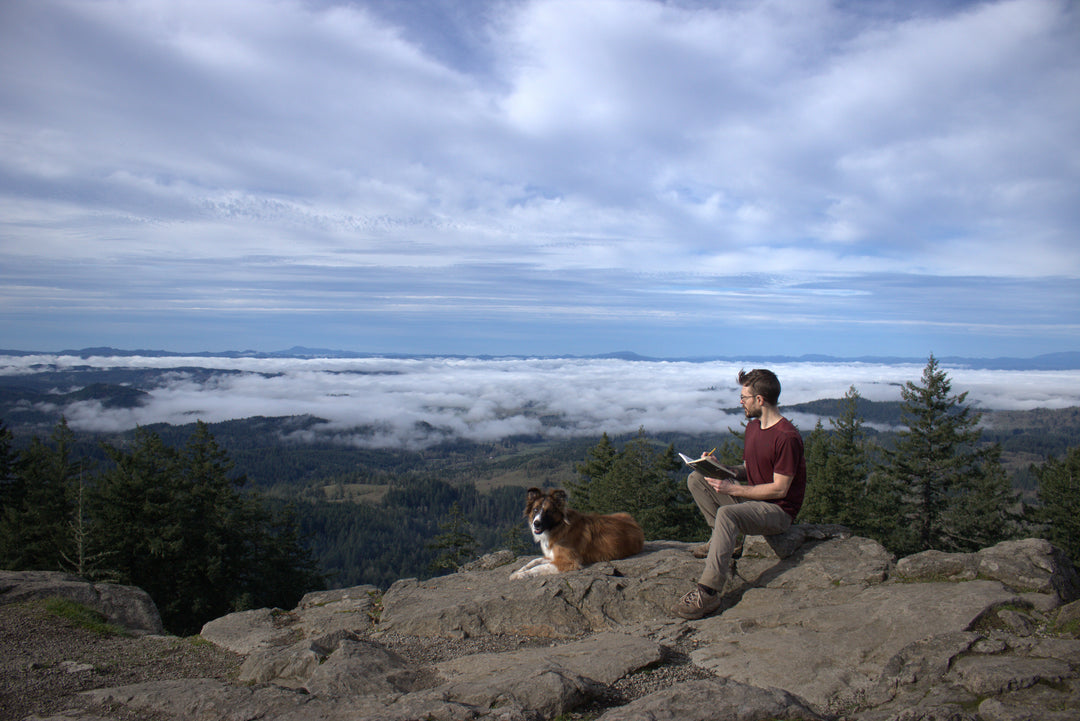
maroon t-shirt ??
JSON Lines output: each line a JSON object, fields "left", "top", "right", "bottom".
{"left": 743, "top": 417, "right": 807, "bottom": 520}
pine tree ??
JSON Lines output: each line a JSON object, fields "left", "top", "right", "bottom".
{"left": 92, "top": 422, "right": 322, "bottom": 634}
{"left": 427, "top": 501, "right": 478, "bottom": 573}
{"left": 715, "top": 424, "right": 745, "bottom": 466}
{"left": 572, "top": 429, "right": 696, "bottom": 541}
{"left": 0, "top": 420, "right": 21, "bottom": 561}
{"left": 875, "top": 355, "right": 1012, "bottom": 555}
{"left": 1033, "top": 445, "right": 1080, "bottom": 564}
{"left": 0, "top": 420, "right": 15, "bottom": 489}
{"left": 942, "top": 443, "right": 1020, "bottom": 550}
{"left": 800, "top": 387, "right": 873, "bottom": 530}
{"left": 802, "top": 419, "right": 829, "bottom": 520}
{"left": 0, "top": 419, "right": 82, "bottom": 570}
{"left": 569, "top": 432, "right": 616, "bottom": 512}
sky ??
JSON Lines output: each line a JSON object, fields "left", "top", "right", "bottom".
{"left": 4, "top": 353, "right": 1079, "bottom": 448}
{"left": 1, "top": 0, "right": 1078, "bottom": 359}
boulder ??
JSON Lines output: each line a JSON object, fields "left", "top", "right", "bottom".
{"left": 897, "top": 538, "right": 1080, "bottom": 602}
{"left": 597, "top": 677, "right": 824, "bottom": 721}
{"left": 0, "top": 569, "right": 163, "bottom": 635}
{"left": 200, "top": 607, "right": 301, "bottom": 654}
{"left": 379, "top": 540, "right": 703, "bottom": 638}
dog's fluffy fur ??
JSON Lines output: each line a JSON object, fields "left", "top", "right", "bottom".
{"left": 509, "top": 487, "right": 645, "bottom": 579}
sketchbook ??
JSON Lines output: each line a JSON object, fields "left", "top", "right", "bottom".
{"left": 678, "top": 452, "right": 739, "bottom": 479}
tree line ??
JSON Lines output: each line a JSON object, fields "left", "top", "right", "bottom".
{"left": 0, "top": 419, "right": 322, "bottom": 635}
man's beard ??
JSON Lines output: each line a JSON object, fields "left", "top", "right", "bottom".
{"left": 744, "top": 406, "right": 763, "bottom": 419}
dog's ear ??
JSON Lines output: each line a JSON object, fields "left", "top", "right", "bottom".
{"left": 551, "top": 489, "right": 568, "bottom": 507}
{"left": 526, "top": 487, "right": 543, "bottom": 502}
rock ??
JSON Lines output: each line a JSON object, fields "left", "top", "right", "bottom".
{"left": 239, "top": 634, "right": 337, "bottom": 686}
{"left": 597, "top": 677, "right": 825, "bottom": 721}
{"left": 742, "top": 522, "right": 850, "bottom": 559}
{"left": 0, "top": 570, "right": 163, "bottom": 635}
{"left": 305, "top": 638, "right": 421, "bottom": 698}
{"left": 379, "top": 540, "right": 703, "bottom": 638}
{"left": 461, "top": 549, "right": 517, "bottom": 571}
{"left": 294, "top": 585, "right": 381, "bottom": 638}
{"left": 40, "top": 536, "right": 1080, "bottom": 721}
{"left": 200, "top": 607, "right": 301, "bottom": 654}
{"left": 895, "top": 548, "right": 979, "bottom": 581}
{"left": 435, "top": 631, "right": 662, "bottom": 687}
{"left": 948, "top": 654, "right": 1072, "bottom": 696}
{"left": 978, "top": 538, "right": 1080, "bottom": 601}
{"left": 976, "top": 678, "right": 1080, "bottom": 721}
{"left": 691, "top": 580, "right": 1021, "bottom": 710}
{"left": 1053, "top": 599, "right": 1080, "bottom": 636}
{"left": 895, "top": 539, "right": 1080, "bottom": 604}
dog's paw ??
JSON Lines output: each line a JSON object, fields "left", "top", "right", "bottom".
{"left": 509, "top": 568, "right": 527, "bottom": 580}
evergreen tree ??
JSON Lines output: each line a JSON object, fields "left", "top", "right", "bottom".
{"left": 0, "top": 420, "right": 15, "bottom": 489}
{"left": 427, "top": 501, "right": 478, "bottom": 573}
{"left": 1033, "top": 445, "right": 1080, "bottom": 564}
{"left": 874, "top": 355, "right": 1012, "bottom": 555}
{"left": 92, "top": 422, "right": 321, "bottom": 634}
{"left": 942, "top": 443, "right": 1020, "bottom": 550}
{"left": 714, "top": 424, "right": 745, "bottom": 466}
{"left": 62, "top": 470, "right": 113, "bottom": 580}
{"left": 569, "top": 432, "right": 616, "bottom": 512}
{"left": 0, "top": 419, "right": 82, "bottom": 570}
{"left": 802, "top": 419, "right": 828, "bottom": 514}
{"left": 0, "top": 420, "right": 20, "bottom": 560}
{"left": 573, "top": 429, "right": 697, "bottom": 541}
{"left": 800, "top": 386, "right": 870, "bottom": 529}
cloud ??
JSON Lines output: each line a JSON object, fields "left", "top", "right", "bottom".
{"left": 5, "top": 354, "right": 1079, "bottom": 449}
{"left": 0, "top": 1, "right": 1077, "bottom": 357}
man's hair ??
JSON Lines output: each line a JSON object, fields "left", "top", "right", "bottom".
{"left": 738, "top": 368, "right": 781, "bottom": 405}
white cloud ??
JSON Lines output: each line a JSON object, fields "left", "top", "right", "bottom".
{"left": 5, "top": 354, "right": 1078, "bottom": 449}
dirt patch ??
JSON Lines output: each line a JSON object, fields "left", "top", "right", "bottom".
{"left": 0, "top": 600, "right": 242, "bottom": 721}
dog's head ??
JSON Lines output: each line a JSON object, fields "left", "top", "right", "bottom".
{"left": 524, "top": 487, "right": 567, "bottom": 536}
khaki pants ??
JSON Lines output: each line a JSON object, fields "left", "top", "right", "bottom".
{"left": 687, "top": 471, "right": 792, "bottom": 591}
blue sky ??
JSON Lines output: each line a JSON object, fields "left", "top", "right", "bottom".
{"left": 1, "top": 0, "right": 1077, "bottom": 358}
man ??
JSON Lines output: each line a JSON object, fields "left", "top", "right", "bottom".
{"left": 672, "top": 368, "right": 807, "bottom": 620}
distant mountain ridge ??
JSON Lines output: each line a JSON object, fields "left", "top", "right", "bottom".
{"left": 2, "top": 346, "right": 1080, "bottom": 371}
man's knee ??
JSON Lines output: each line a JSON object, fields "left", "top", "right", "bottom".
{"left": 687, "top": 471, "right": 706, "bottom": 492}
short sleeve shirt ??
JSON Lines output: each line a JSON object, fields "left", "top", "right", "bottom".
{"left": 743, "top": 417, "right": 807, "bottom": 520}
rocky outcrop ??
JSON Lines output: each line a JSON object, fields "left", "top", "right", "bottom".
{"left": 0, "top": 570, "right": 163, "bottom": 635}
{"left": 20, "top": 531, "right": 1080, "bottom": 720}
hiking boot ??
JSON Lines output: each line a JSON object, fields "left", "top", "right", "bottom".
{"left": 671, "top": 587, "right": 724, "bottom": 620}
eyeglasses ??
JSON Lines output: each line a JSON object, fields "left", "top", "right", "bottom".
{"left": 739, "top": 394, "right": 755, "bottom": 402}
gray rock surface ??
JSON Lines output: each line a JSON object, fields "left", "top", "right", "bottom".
{"left": 0, "top": 570, "right": 163, "bottom": 635}
{"left": 14, "top": 529, "right": 1080, "bottom": 720}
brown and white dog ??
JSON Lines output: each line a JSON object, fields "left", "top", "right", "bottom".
{"left": 509, "top": 487, "right": 645, "bottom": 579}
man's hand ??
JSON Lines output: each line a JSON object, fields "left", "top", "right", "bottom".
{"left": 707, "top": 476, "right": 739, "bottom": 495}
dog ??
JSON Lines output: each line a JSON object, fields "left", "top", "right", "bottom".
{"left": 509, "top": 487, "right": 645, "bottom": 579}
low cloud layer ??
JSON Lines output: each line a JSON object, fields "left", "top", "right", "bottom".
{"left": 4, "top": 354, "right": 1078, "bottom": 449}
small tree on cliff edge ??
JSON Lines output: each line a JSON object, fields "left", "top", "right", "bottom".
{"left": 800, "top": 386, "right": 871, "bottom": 530}
{"left": 873, "top": 354, "right": 1016, "bottom": 555}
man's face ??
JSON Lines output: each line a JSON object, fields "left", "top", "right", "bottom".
{"left": 740, "top": 386, "right": 762, "bottom": 419}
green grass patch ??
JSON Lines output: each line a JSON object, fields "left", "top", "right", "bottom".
{"left": 43, "top": 597, "right": 129, "bottom": 636}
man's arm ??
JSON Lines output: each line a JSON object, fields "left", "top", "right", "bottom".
{"left": 708, "top": 472, "right": 793, "bottom": 500}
